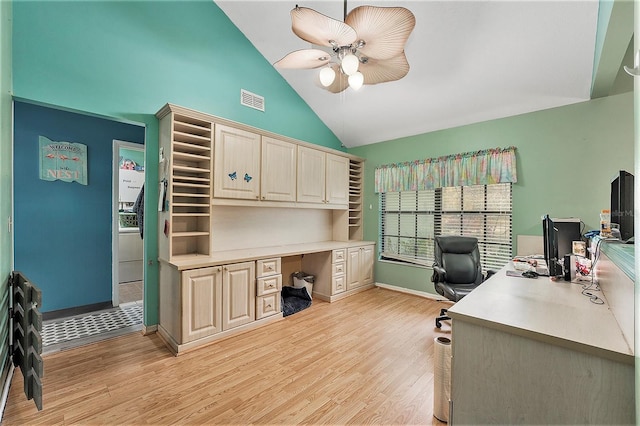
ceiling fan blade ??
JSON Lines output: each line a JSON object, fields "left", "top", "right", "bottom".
{"left": 274, "top": 49, "right": 331, "bottom": 69}
{"left": 345, "top": 6, "right": 415, "bottom": 60}
{"left": 291, "top": 6, "right": 357, "bottom": 48}
{"left": 359, "top": 52, "right": 410, "bottom": 85}
{"left": 325, "top": 64, "right": 349, "bottom": 93}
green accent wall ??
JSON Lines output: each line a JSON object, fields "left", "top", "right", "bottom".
{"left": 11, "top": 0, "right": 342, "bottom": 326}
{"left": 0, "top": 0, "right": 12, "bottom": 384}
{"left": 350, "top": 93, "right": 634, "bottom": 295}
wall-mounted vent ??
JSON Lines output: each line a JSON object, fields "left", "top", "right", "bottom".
{"left": 241, "top": 89, "right": 265, "bottom": 112}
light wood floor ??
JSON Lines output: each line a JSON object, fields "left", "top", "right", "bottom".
{"left": 3, "top": 287, "right": 451, "bottom": 425}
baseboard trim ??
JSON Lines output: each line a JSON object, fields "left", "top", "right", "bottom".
{"left": 142, "top": 324, "right": 158, "bottom": 335}
{"left": 375, "top": 282, "right": 452, "bottom": 303}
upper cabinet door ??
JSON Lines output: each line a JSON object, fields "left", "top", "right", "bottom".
{"left": 261, "top": 137, "right": 296, "bottom": 202}
{"left": 214, "top": 125, "right": 261, "bottom": 200}
{"left": 296, "top": 146, "right": 326, "bottom": 204}
{"left": 325, "top": 153, "right": 349, "bottom": 206}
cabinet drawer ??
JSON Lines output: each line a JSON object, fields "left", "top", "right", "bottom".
{"left": 257, "top": 274, "right": 282, "bottom": 296}
{"left": 332, "top": 249, "right": 346, "bottom": 263}
{"left": 256, "top": 258, "right": 281, "bottom": 277}
{"left": 332, "top": 275, "right": 346, "bottom": 294}
{"left": 332, "top": 262, "right": 345, "bottom": 276}
{"left": 256, "top": 293, "right": 281, "bottom": 319}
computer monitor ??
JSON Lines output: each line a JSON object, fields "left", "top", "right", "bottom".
{"left": 552, "top": 218, "right": 581, "bottom": 257}
{"left": 542, "top": 215, "right": 563, "bottom": 277}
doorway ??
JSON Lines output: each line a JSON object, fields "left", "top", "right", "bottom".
{"left": 112, "top": 140, "right": 145, "bottom": 307}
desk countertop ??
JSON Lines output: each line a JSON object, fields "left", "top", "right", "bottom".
{"left": 448, "top": 264, "right": 633, "bottom": 365}
{"left": 162, "top": 240, "right": 376, "bottom": 270}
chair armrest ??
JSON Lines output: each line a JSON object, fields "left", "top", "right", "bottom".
{"left": 484, "top": 269, "right": 497, "bottom": 280}
{"left": 431, "top": 265, "right": 447, "bottom": 283}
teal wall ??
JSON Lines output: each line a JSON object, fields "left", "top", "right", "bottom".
{"left": 350, "top": 93, "right": 634, "bottom": 294}
{"left": 11, "top": 0, "right": 342, "bottom": 326}
{"left": 0, "top": 0, "right": 12, "bottom": 382}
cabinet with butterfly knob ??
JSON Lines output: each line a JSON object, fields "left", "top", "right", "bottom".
{"left": 213, "top": 124, "right": 261, "bottom": 200}
{"left": 213, "top": 126, "right": 297, "bottom": 203}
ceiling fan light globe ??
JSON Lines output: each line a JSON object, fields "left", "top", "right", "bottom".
{"left": 348, "top": 72, "right": 364, "bottom": 90}
{"left": 319, "top": 67, "right": 336, "bottom": 86}
{"left": 341, "top": 53, "right": 359, "bottom": 76}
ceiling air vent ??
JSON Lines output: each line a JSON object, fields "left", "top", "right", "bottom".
{"left": 241, "top": 89, "right": 265, "bottom": 112}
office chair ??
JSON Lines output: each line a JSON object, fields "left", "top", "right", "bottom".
{"left": 431, "top": 236, "right": 493, "bottom": 328}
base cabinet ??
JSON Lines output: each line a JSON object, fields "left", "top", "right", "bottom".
{"left": 159, "top": 257, "right": 285, "bottom": 354}
{"left": 222, "top": 261, "right": 256, "bottom": 330}
{"left": 182, "top": 266, "right": 223, "bottom": 343}
{"left": 256, "top": 258, "right": 282, "bottom": 320}
{"left": 300, "top": 243, "right": 375, "bottom": 302}
{"left": 347, "top": 244, "right": 374, "bottom": 290}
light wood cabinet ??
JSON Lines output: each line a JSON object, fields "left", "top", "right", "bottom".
{"left": 326, "top": 153, "right": 349, "bottom": 205}
{"left": 261, "top": 137, "right": 296, "bottom": 202}
{"left": 296, "top": 146, "right": 325, "bottom": 204}
{"left": 297, "top": 147, "right": 348, "bottom": 208}
{"left": 182, "top": 266, "right": 223, "bottom": 343}
{"left": 332, "top": 249, "right": 346, "bottom": 295}
{"left": 347, "top": 244, "right": 374, "bottom": 290}
{"left": 214, "top": 124, "right": 261, "bottom": 200}
{"left": 156, "top": 106, "right": 213, "bottom": 260}
{"left": 222, "top": 261, "right": 256, "bottom": 330}
{"left": 256, "top": 257, "right": 282, "bottom": 320}
{"left": 159, "top": 259, "right": 267, "bottom": 352}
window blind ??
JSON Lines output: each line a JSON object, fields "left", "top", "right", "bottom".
{"left": 380, "top": 183, "right": 512, "bottom": 272}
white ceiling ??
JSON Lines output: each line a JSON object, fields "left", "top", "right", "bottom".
{"left": 217, "top": 1, "right": 602, "bottom": 148}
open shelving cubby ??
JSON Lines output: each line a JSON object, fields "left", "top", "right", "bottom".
{"left": 157, "top": 105, "right": 213, "bottom": 260}
{"left": 348, "top": 159, "right": 363, "bottom": 241}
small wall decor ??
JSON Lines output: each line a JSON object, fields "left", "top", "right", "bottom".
{"left": 39, "top": 136, "right": 88, "bottom": 185}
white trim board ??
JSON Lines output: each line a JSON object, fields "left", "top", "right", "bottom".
{"left": 375, "top": 282, "right": 452, "bottom": 303}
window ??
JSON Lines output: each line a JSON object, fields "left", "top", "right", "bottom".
{"left": 380, "top": 183, "right": 512, "bottom": 272}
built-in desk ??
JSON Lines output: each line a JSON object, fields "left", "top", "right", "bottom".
{"left": 158, "top": 240, "right": 375, "bottom": 354}
{"left": 448, "top": 256, "right": 635, "bottom": 424}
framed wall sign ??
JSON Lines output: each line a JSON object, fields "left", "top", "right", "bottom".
{"left": 38, "top": 135, "right": 88, "bottom": 185}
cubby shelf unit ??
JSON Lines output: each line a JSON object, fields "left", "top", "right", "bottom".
{"left": 158, "top": 108, "right": 213, "bottom": 260}
{"left": 348, "top": 159, "right": 363, "bottom": 241}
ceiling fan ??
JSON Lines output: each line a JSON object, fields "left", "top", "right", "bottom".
{"left": 274, "top": 2, "right": 416, "bottom": 93}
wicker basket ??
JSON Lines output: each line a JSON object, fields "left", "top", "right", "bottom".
{"left": 119, "top": 212, "right": 138, "bottom": 228}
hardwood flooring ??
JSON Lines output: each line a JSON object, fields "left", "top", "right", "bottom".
{"left": 3, "top": 287, "right": 451, "bottom": 425}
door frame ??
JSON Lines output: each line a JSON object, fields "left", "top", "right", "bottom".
{"left": 112, "top": 140, "right": 145, "bottom": 307}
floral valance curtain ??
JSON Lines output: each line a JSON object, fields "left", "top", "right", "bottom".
{"left": 374, "top": 146, "right": 517, "bottom": 193}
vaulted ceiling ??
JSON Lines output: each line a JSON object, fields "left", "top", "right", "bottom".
{"left": 217, "top": 1, "right": 634, "bottom": 148}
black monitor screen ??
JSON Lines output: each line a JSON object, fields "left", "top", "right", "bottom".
{"left": 553, "top": 219, "right": 581, "bottom": 257}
